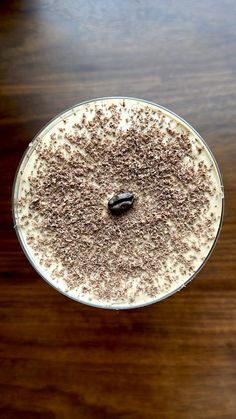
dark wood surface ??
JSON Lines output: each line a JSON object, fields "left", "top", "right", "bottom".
{"left": 0, "top": 1, "right": 236, "bottom": 418}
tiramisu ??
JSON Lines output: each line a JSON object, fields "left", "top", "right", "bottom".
{"left": 13, "top": 98, "right": 224, "bottom": 308}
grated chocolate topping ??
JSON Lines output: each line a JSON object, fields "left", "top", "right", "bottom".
{"left": 17, "top": 100, "right": 221, "bottom": 305}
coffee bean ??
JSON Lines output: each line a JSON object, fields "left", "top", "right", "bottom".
{"left": 108, "top": 192, "right": 134, "bottom": 214}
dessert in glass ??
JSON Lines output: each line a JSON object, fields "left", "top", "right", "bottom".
{"left": 12, "top": 97, "right": 224, "bottom": 309}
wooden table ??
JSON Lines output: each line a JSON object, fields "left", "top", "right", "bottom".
{"left": 1, "top": 1, "right": 235, "bottom": 418}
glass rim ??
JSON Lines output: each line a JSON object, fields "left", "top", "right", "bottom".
{"left": 12, "top": 96, "right": 225, "bottom": 310}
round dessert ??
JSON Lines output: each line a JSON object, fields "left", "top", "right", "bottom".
{"left": 12, "top": 97, "right": 224, "bottom": 309}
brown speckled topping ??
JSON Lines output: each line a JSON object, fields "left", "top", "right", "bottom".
{"left": 17, "top": 101, "right": 220, "bottom": 305}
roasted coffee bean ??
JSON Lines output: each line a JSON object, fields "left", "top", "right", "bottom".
{"left": 108, "top": 192, "right": 134, "bottom": 214}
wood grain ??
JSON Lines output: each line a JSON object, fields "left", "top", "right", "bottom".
{"left": 0, "top": 1, "right": 236, "bottom": 418}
